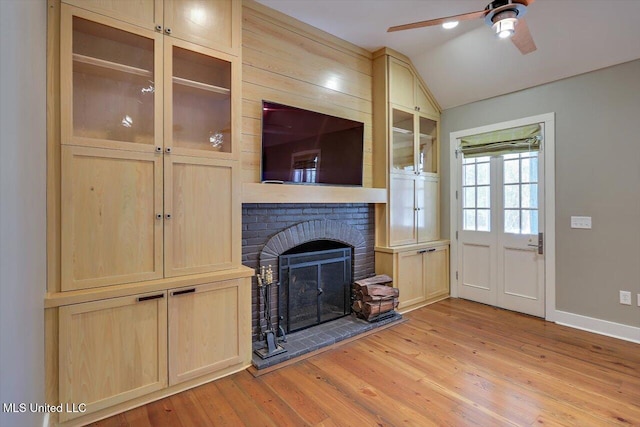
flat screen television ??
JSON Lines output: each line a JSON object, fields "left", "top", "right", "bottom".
{"left": 261, "top": 101, "right": 364, "bottom": 186}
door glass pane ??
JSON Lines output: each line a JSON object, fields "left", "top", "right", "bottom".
{"left": 392, "top": 109, "right": 414, "bottom": 172}
{"left": 504, "top": 210, "right": 520, "bottom": 234}
{"left": 464, "top": 209, "right": 476, "bottom": 230}
{"left": 464, "top": 187, "right": 476, "bottom": 208}
{"left": 172, "top": 46, "right": 231, "bottom": 153}
{"left": 477, "top": 209, "right": 490, "bottom": 232}
{"left": 504, "top": 184, "right": 520, "bottom": 208}
{"left": 477, "top": 162, "right": 490, "bottom": 185}
{"left": 477, "top": 186, "right": 490, "bottom": 208}
{"left": 418, "top": 116, "right": 437, "bottom": 173}
{"left": 72, "top": 16, "right": 155, "bottom": 145}
{"left": 464, "top": 164, "right": 476, "bottom": 186}
{"left": 504, "top": 159, "right": 519, "bottom": 184}
{"left": 521, "top": 184, "right": 538, "bottom": 208}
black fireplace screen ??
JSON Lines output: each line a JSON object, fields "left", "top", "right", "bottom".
{"left": 279, "top": 246, "right": 351, "bottom": 334}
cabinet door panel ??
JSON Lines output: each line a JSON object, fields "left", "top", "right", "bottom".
{"left": 390, "top": 174, "right": 417, "bottom": 246}
{"left": 425, "top": 246, "right": 450, "bottom": 300}
{"left": 61, "top": 146, "right": 163, "bottom": 291}
{"left": 62, "top": 0, "right": 162, "bottom": 30}
{"left": 397, "top": 250, "right": 426, "bottom": 308}
{"left": 164, "top": 0, "right": 238, "bottom": 54}
{"left": 389, "top": 58, "right": 414, "bottom": 109}
{"left": 168, "top": 279, "right": 249, "bottom": 385}
{"left": 417, "top": 177, "right": 439, "bottom": 243}
{"left": 416, "top": 81, "right": 439, "bottom": 117}
{"left": 164, "top": 156, "right": 238, "bottom": 277}
{"left": 61, "top": 5, "right": 163, "bottom": 152}
{"left": 165, "top": 40, "right": 236, "bottom": 158}
{"left": 59, "top": 293, "right": 167, "bottom": 421}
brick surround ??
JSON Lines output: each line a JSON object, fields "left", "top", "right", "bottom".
{"left": 242, "top": 203, "right": 375, "bottom": 341}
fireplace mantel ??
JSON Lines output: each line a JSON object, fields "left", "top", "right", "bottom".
{"left": 242, "top": 183, "right": 387, "bottom": 204}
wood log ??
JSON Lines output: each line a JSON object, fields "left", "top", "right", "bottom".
{"left": 357, "top": 298, "right": 398, "bottom": 320}
{"left": 354, "top": 275, "right": 392, "bottom": 287}
{"left": 353, "top": 283, "right": 398, "bottom": 298}
{"left": 352, "top": 300, "right": 364, "bottom": 313}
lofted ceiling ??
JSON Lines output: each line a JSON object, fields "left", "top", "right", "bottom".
{"left": 254, "top": 0, "right": 640, "bottom": 109}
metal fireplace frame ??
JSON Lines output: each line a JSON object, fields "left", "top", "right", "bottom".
{"left": 278, "top": 246, "right": 352, "bottom": 334}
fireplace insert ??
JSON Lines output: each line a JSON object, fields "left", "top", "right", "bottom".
{"left": 278, "top": 242, "right": 352, "bottom": 334}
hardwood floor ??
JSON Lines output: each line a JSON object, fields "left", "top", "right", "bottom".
{"left": 93, "top": 298, "right": 640, "bottom": 426}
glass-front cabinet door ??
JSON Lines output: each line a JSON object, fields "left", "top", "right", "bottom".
{"left": 391, "top": 107, "right": 416, "bottom": 174}
{"left": 391, "top": 107, "right": 438, "bottom": 176}
{"left": 417, "top": 115, "right": 437, "bottom": 175}
{"left": 61, "top": 5, "right": 163, "bottom": 152}
{"left": 165, "top": 40, "right": 235, "bottom": 158}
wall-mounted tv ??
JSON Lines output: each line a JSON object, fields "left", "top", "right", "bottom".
{"left": 261, "top": 101, "right": 364, "bottom": 186}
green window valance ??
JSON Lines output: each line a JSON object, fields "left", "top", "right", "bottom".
{"left": 459, "top": 124, "right": 542, "bottom": 158}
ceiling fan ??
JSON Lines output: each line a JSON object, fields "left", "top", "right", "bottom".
{"left": 388, "top": 0, "right": 537, "bottom": 55}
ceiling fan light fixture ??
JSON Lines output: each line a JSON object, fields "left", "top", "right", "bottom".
{"left": 491, "top": 10, "right": 518, "bottom": 38}
{"left": 442, "top": 21, "right": 459, "bottom": 29}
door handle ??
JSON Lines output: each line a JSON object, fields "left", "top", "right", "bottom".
{"left": 528, "top": 232, "right": 544, "bottom": 255}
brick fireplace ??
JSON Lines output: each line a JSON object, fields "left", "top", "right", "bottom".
{"left": 242, "top": 203, "right": 375, "bottom": 342}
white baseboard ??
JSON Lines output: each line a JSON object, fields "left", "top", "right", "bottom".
{"left": 554, "top": 310, "right": 640, "bottom": 344}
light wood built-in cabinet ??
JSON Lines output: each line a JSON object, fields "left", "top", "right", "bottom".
{"left": 47, "top": 2, "right": 250, "bottom": 425}
{"left": 375, "top": 242, "right": 450, "bottom": 313}
{"left": 374, "top": 48, "right": 441, "bottom": 249}
{"left": 58, "top": 292, "right": 168, "bottom": 422}
{"left": 168, "top": 279, "right": 249, "bottom": 385}
{"left": 62, "top": 0, "right": 241, "bottom": 55}
{"left": 60, "top": 4, "right": 240, "bottom": 292}
{"left": 373, "top": 47, "right": 449, "bottom": 310}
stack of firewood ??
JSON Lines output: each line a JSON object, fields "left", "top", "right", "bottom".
{"left": 351, "top": 274, "right": 399, "bottom": 321}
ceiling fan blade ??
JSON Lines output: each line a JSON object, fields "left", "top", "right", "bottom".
{"left": 387, "top": 10, "right": 486, "bottom": 33}
{"left": 511, "top": 17, "right": 537, "bottom": 54}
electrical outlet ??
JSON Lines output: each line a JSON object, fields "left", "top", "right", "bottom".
{"left": 619, "top": 291, "right": 631, "bottom": 305}
{"left": 637, "top": 293, "right": 640, "bottom": 307}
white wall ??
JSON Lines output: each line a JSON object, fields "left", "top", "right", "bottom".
{"left": 441, "top": 60, "right": 640, "bottom": 328}
{"left": 0, "top": 1, "right": 47, "bottom": 426}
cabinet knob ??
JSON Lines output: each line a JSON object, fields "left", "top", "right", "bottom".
{"left": 156, "top": 213, "right": 162, "bottom": 220}
{"left": 165, "top": 213, "right": 172, "bottom": 220}
{"left": 155, "top": 24, "right": 162, "bottom": 32}
{"left": 155, "top": 146, "right": 162, "bottom": 153}
{"left": 165, "top": 147, "right": 172, "bottom": 153}
{"left": 165, "top": 27, "right": 172, "bottom": 35}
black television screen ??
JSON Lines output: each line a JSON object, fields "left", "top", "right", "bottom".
{"left": 261, "top": 101, "right": 364, "bottom": 186}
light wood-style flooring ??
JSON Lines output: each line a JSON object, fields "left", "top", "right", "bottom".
{"left": 93, "top": 298, "right": 640, "bottom": 426}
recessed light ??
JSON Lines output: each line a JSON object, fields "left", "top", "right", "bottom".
{"left": 442, "top": 21, "right": 459, "bottom": 30}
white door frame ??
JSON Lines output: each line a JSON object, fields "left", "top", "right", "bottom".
{"left": 449, "top": 113, "right": 556, "bottom": 322}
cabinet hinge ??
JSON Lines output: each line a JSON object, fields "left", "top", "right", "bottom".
{"left": 455, "top": 190, "right": 458, "bottom": 200}
{"left": 455, "top": 231, "right": 458, "bottom": 240}
{"left": 455, "top": 149, "right": 459, "bottom": 159}
{"left": 456, "top": 271, "right": 459, "bottom": 280}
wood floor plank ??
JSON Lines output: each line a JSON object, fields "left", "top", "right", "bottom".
{"left": 92, "top": 299, "right": 640, "bottom": 427}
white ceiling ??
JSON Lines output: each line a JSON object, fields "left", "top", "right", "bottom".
{"left": 254, "top": 0, "right": 640, "bottom": 109}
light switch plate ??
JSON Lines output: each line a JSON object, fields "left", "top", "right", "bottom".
{"left": 571, "top": 216, "right": 592, "bottom": 229}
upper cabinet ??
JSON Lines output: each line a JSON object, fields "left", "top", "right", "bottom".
{"left": 388, "top": 57, "right": 439, "bottom": 117}
{"left": 58, "top": 4, "right": 241, "bottom": 291}
{"left": 62, "top": 0, "right": 241, "bottom": 55}
{"left": 373, "top": 48, "right": 442, "bottom": 248}
{"left": 61, "top": 5, "right": 238, "bottom": 158}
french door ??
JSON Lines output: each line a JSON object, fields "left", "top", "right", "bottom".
{"left": 458, "top": 150, "right": 545, "bottom": 317}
